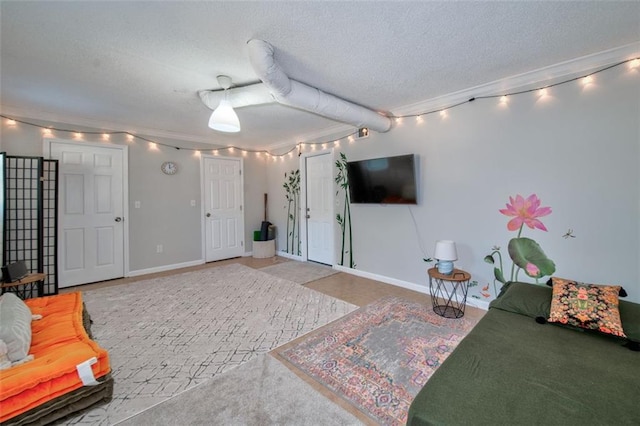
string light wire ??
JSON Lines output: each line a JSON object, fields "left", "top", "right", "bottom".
{"left": 2, "top": 56, "right": 637, "bottom": 156}
{"left": 390, "top": 56, "right": 638, "bottom": 119}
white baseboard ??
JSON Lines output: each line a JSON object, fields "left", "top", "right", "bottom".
{"left": 333, "top": 265, "right": 490, "bottom": 311}
{"left": 276, "top": 251, "right": 303, "bottom": 261}
{"left": 127, "top": 259, "right": 205, "bottom": 277}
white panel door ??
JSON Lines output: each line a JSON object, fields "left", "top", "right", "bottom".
{"left": 49, "top": 142, "right": 125, "bottom": 287}
{"left": 203, "top": 157, "right": 244, "bottom": 262}
{"left": 306, "top": 153, "right": 334, "bottom": 265}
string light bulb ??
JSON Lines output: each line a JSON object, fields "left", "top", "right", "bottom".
{"left": 416, "top": 116, "right": 424, "bottom": 124}
{"left": 6, "top": 119, "right": 16, "bottom": 126}
{"left": 582, "top": 75, "right": 594, "bottom": 86}
{"left": 629, "top": 58, "right": 639, "bottom": 69}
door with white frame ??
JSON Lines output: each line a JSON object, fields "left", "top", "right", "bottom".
{"left": 304, "top": 152, "right": 334, "bottom": 265}
{"left": 202, "top": 155, "right": 244, "bottom": 262}
{"left": 46, "top": 140, "right": 127, "bottom": 287}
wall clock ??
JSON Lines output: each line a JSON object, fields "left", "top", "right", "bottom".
{"left": 161, "top": 161, "right": 178, "bottom": 175}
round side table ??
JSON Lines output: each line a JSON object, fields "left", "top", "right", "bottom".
{"left": 427, "top": 268, "right": 471, "bottom": 318}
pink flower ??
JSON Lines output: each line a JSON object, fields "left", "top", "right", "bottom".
{"left": 525, "top": 263, "right": 540, "bottom": 277}
{"left": 499, "top": 194, "right": 552, "bottom": 232}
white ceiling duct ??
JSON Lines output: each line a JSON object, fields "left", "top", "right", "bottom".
{"left": 247, "top": 39, "right": 392, "bottom": 133}
{"left": 199, "top": 83, "right": 275, "bottom": 110}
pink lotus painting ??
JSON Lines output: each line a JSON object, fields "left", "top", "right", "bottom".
{"left": 484, "top": 194, "right": 556, "bottom": 297}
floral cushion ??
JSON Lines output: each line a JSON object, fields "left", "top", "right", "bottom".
{"left": 548, "top": 277, "right": 626, "bottom": 338}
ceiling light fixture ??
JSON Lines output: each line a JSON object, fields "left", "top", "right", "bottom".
{"left": 208, "top": 75, "right": 241, "bottom": 133}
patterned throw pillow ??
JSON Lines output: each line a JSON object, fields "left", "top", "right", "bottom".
{"left": 548, "top": 277, "right": 626, "bottom": 338}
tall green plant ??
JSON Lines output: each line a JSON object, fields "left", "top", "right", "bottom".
{"left": 283, "top": 169, "right": 300, "bottom": 255}
{"left": 335, "top": 153, "right": 355, "bottom": 268}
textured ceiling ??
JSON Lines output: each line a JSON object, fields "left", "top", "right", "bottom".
{"left": 1, "top": 1, "right": 639, "bottom": 150}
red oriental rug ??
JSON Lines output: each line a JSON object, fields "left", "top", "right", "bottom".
{"left": 279, "top": 297, "right": 477, "bottom": 425}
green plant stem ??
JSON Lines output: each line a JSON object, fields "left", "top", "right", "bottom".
{"left": 510, "top": 224, "right": 524, "bottom": 281}
{"left": 292, "top": 190, "right": 297, "bottom": 255}
{"left": 346, "top": 190, "right": 353, "bottom": 268}
{"left": 340, "top": 196, "right": 347, "bottom": 266}
{"left": 494, "top": 250, "right": 504, "bottom": 297}
{"left": 285, "top": 195, "right": 291, "bottom": 253}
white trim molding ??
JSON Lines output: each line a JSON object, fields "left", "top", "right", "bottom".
{"left": 334, "top": 264, "right": 490, "bottom": 311}
{"left": 392, "top": 41, "right": 640, "bottom": 116}
{"left": 128, "top": 259, "right": 205, "bottom": 277}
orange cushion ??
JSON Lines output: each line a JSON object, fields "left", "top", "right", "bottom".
{"left": 0, "top": 292, "right": 110, "bottom": 423}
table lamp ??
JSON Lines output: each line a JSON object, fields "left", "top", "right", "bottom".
{"left": 434, "top": 240, "right": 458, "bottom": 275}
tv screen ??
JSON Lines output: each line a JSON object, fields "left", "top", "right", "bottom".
{"left": 347, "top": 154, "right": 418, "bottom": 204}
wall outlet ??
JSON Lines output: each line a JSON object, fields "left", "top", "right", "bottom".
{"left": 190, "top": 200, "right": 196, "bottom": 207}
{"left": 156, "top": 244, "right": 163, "bottom": 253}
{"left": 134, "top": 201, "right": 141, "bottom": 209}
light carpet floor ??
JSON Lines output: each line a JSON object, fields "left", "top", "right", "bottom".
{"left": 65, "top": 263, "right": 357, "bottom": 425}
{"left": 260, "top": 260, "right": 338, "bottom": 284}
{"left": 116, "top": 354, "right": 363, "bottom": 426}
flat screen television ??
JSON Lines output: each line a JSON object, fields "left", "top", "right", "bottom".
{"left": 347, "top": 154, "right": 418, "bottom": 204}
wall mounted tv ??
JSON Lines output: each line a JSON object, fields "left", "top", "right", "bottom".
{"left": 347, "top": 154, "right": 418, "bottom": 204}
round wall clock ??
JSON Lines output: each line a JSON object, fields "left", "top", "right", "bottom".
{"left": 161, "top": 161, "right": 178, "bottom": 175}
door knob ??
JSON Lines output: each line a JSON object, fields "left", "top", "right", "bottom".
{"left": 115, "top": 217, "right": 122, "bottom": 222}
{"left": 206, "top": 213, "right": 211, "bottom": 217}
{"left": 306, "top": 214, "right": 311, "bottom": 219}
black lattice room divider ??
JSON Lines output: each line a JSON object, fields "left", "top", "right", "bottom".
{"left": 2, "top": 154, "right": 59, "bottom": 296}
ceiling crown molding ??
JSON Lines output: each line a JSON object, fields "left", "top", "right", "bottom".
{"left": 392, "top": 41, "right": 640, "bottom": 116}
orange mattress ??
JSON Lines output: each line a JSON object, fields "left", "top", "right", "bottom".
{"left": 0, "top": 292, "right": 110, "bottom": 423}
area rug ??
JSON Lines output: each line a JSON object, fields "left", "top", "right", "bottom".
{"left": 116, "top": 354, "right": 363, "bottom": 426}
{"left": 260, "top": 260, "right": 338, "bottom": 284}
{"left": 66, "top": 263, "right": 357, "bottom": 425}
{"left": 279, "top": 297, "right": 477, "bottom": 426}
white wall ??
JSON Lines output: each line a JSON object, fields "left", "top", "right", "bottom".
{"left": 2, "top": 52, "right": 638, "bottom": 304}
{"left": 266, "top": 60, "right": 640, "bottom": 303}
{"left": 0, "top": 120, "right": 268, "bottom": 273}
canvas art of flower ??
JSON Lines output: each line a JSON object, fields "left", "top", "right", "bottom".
{"left": 484, "top": 194, "right": 556, "bottom": 297}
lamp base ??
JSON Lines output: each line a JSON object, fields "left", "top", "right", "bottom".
{"left": 436, "top": 261, "right": 454, "bottom": 275}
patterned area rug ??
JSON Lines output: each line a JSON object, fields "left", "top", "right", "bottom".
{"left": 260, "top": 260, "right": 338, "bottom": 284}
{"left": 67, "top": 264, "right": 357, "bottom": 425}
{"left": 279, "top": 297, "right": 477, "bottom": 426}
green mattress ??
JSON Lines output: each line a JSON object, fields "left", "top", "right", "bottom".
{"left": 407, "top": 282, "right": 640, "bottom": 426}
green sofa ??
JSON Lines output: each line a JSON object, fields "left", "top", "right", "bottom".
{"left": 407, "top": 281, "right": 640, "bottom": 425}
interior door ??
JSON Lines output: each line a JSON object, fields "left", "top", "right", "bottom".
{"left": 203, "top": 156, "right": 244, "bottom": 262}
{"left": 306, "top": 153, "right": 334, "bottom": 265}
{"left": 48, "top": 141, "right": 125, "bottom": 287}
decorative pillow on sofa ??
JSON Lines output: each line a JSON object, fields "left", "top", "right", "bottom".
{"left": 548, "top": 277, "right": 626, "bottom": 338}
{"left": 546, "top": 278, "right": 628, "bottom": 297}
{"left": 0, "top": 292, "right": 34, "bottom": 362}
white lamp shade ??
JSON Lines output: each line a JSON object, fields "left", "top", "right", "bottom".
{"left": 208, "top": 99, "right": 240, "bottom": 133}
{"left": 434, "top": 240, "right": 458, "bottom": 261}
